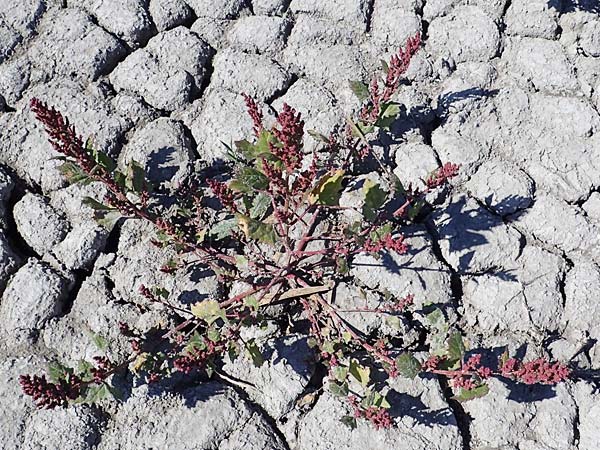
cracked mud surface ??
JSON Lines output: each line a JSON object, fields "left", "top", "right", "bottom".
{"left": 1, "top": 0, "right": 600, "bottom": 449}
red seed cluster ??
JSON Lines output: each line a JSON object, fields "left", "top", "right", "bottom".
{"left": 207, "top": 179, "right": 236, "bottom": 211}
{"left": 19, "top": 374, "right": 81, "bottom": 409}
{"left": 271, "top": 104, "right": 305, "bottom": 173}
{"left": 363, "top": 234, "right": 408, "bottom": 255}
{"left": 426, "top": 163, "right": 460, "bottom": 189}
{"left": 501, "top": 358, "right": 571, "bottom": 385}
{"left": 242, "top": 93, "right": 264, "bottom": 138}
{"left": 348, "top": 396, "right": 393, "bottom": 430}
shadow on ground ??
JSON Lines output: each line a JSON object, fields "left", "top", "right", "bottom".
{"left": 550, "top": 0, "right": 600, "bottom": 14}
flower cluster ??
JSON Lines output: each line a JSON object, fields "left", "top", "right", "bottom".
{"left": 363, "top": 233, "right": 408, "bottom": 254}
{"left": 242, "top": 93, "right": 264, "bottom": 138}
{"left": 360, "top": 33, "right": 421, "bottom": 123}
{"left": 208, "top": 179, "right": 236, "bottom": 211}
{"left": 425, "top": 162, "right": 460, "bottom": 189}
{"left": 271, "top": 103, "right": 305, "bottom": 173}
{"left": 349, "top": 396, "right": 393, "bottom": 430}
{"left": 30, "top": 99, "right": 88, "bottom": 170}
{"left": 385, "top": 293, "right": 414, "bottom": 312}
{"left": 450, "top": 354, "right": 492, "bottom": 390}
{"left": 19, "top": 374, "right": 81, "bottom": 409}
{"left": 173, "top": 338, "right": 224, "bottom": 375}
{"left": 501, "top": 357, "right": 571, "bottom": 385}
{"left": 90, "top": 357, "right": 115, "bottom": 383}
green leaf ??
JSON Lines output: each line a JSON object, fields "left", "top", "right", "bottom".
{"left": 452, "top": 384, "right": 489, "bottom": 402}
{"left": 408, "top": 199, "right": 425, "bottom": 221}
{"left": 234, "top": 139, "right": 255, "bottom": 158}
{"left": 113, "top": 170, "right": 126, "bottom": 190}
{"left": 228, "top": 341, "right": 240, "bottom": 362}
{"left": 336, "top": 256, "right": 349, "bottom": 275}
{"left": 385, "top": 315, "right": 403, "bottom": 331}
{"left": 362, "top": 390, "right": 390, "bottom": 409}
{"left": 81, "top": 383, "right": 113, "bottom": 404}
{"left": 95, "top": 210, "right": 122, "bottom": 230}
{"left": 91, "top": 147, "right": 116, "bottom": 173}
{"left": 234, "top": 167, "right": 269, "bottom": 192}
{"left": 245, "top": 339, "right": 264, "bottom": 367}
{"left": 82, "top": 197, "right": 114, "bottom": 211}
{"left": 196, "top": 228, "right": 207, "bottom": 244}
{"left": 59, "top": 162, "right": 91, "bottom": 185}
{"left": 376, "top": 102, "right": 402, "bottom": 130}
{"left": 362, "top": 179, "right": 388, "bottom": 222}
{"left": 48, "top": 361, "right": 72, "bottom": 383}
{"left": 307, "top": 130, "right": 330, "bottom": 143}
{"left": 369, "top": 223, "right": 393, "bottom": 242}
{"left": 357, "top": 122, "right": 375, "bottom": 135}
{"left": 90, "top": 332, "right": 108, "bottom": 351}
{"left": 235, "top": 255, "right": 249, "bottom": 271}
{"left": 346, "top": 118, "right": 371, "bottom": 146}
{"left": 322, "top": 340, "right": 336, "bottom": 354}
{"left": 499, "top": 348, "right": 510, "bottom": 368}
{"left": 237, "top": 215, "right": 278, "bottom": 245}
{"left": 153, "top": 287, "right": 170, "bottom": 299}
{"left": 244, "top": 295, "right": 259, "bottom": 311}
{"left": 191, "top": 300, "right": 226, "bottom": 325}
{"left": 235, "top": 131, "right": 275, "bottom": 161}
{"left": 186, "top": 332, "right": 205, "bottom": 354}
{"left": 373, "top": 392, "right": 391, "bottom": 409}
{"left": 307, "top": 337, "right": 318, "bottom": 348}
{"left": 361, "top": 389, "right": 376, "bottom": 408}
{"left": 331, "top": 366, "right": 348, "bottom": 382}
{"left": 107, "top": 384, "right": 123, "bottom": 401}
{"left": 329, "top": 381, "right": 349, "bottom": 397}
{"left": 380, "top": 59, "right": 390, "bottom": 74}
{"left": 126, "top": 160, "right": 149, "bottom": 194}
{"left": 250, "top": 193, "right": 271, "bottom": 219}
{"left": 396, "top": 352, "right": 421, "bottom": 379}
{"left": 77, "top": 360, "right": 94, "bottom": 381}
{"left": 308, "top": 170, "right": 345, "bottom": 206}
{"left": 447, "top": 332, "right": 466, "bottom": 365}
{"left": 230, "top": 180, "right": 253, "bottom": 196}
{"left": 255, "top": 130, "right": 275, "bottom": 156}
{"left": 426, "top": 308, "right": 446, "bottom": 330}
{"left": 340, "top": 415, "right": 357, "bottom": 429}
{"left": 349, "top": 359, "right": 370, "bottom": 387}
{"left": 349, "top": 80, "right": 370, "bottom": 102}
{"left": 207, "top": 326, "right": 221, "bottom": 343}
{"left": 210, "top": 218, "right": 238, "bottom": 240}
{"left": 391, "top": 174, "right": 406, "bottom": 195}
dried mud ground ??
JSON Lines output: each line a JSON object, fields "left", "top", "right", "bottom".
{"left": 1, "top": 0, "right": 600, "bottom": 449}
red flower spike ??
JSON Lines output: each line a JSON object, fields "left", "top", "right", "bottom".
{"left": 426, "top": 162, "right": 460, "bottom": 189}
{"left": 500, "top": 357, "right": 570, "bottom": 384}
{"left": 19, "top": 374, "right": 81, "bottom": 409}
{"left": 208, "top": 179, "right": 236, "bottom": 211}
{"left": 272, "top": 103, "right": 305, "bottom": 173}
{"left": 242, "top": 93, "right": 264, "bottom": 138}
{"left": 348, "top": 396, "right": 393, "bottom": 429}
{"left": 363, "top": 234, "right": 408, "bottom": 255}
{"left": 360, "top": 33, "right": 422, "bottom": 124}
{"left": 261, "top": 158, "right": 286, "bottom": 193}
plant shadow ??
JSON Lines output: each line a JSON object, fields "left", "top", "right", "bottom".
{"left": 352, "top": 194, "right": 529, "bottom": 283}
{"left": 387, "top": 383, "right": 458, "bottom": 427}
{"left": 146, "top": 145, "right": 180, "bottom": 184}
{"left": 550, "top": 0, "right": 600, "bottom": 14}
{"left": 427, "top": 194, "right": 530, "bottom": 276}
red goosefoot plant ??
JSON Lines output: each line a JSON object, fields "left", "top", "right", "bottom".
{"left": 20, "top": 34, "right": 570, "bottom": 428}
